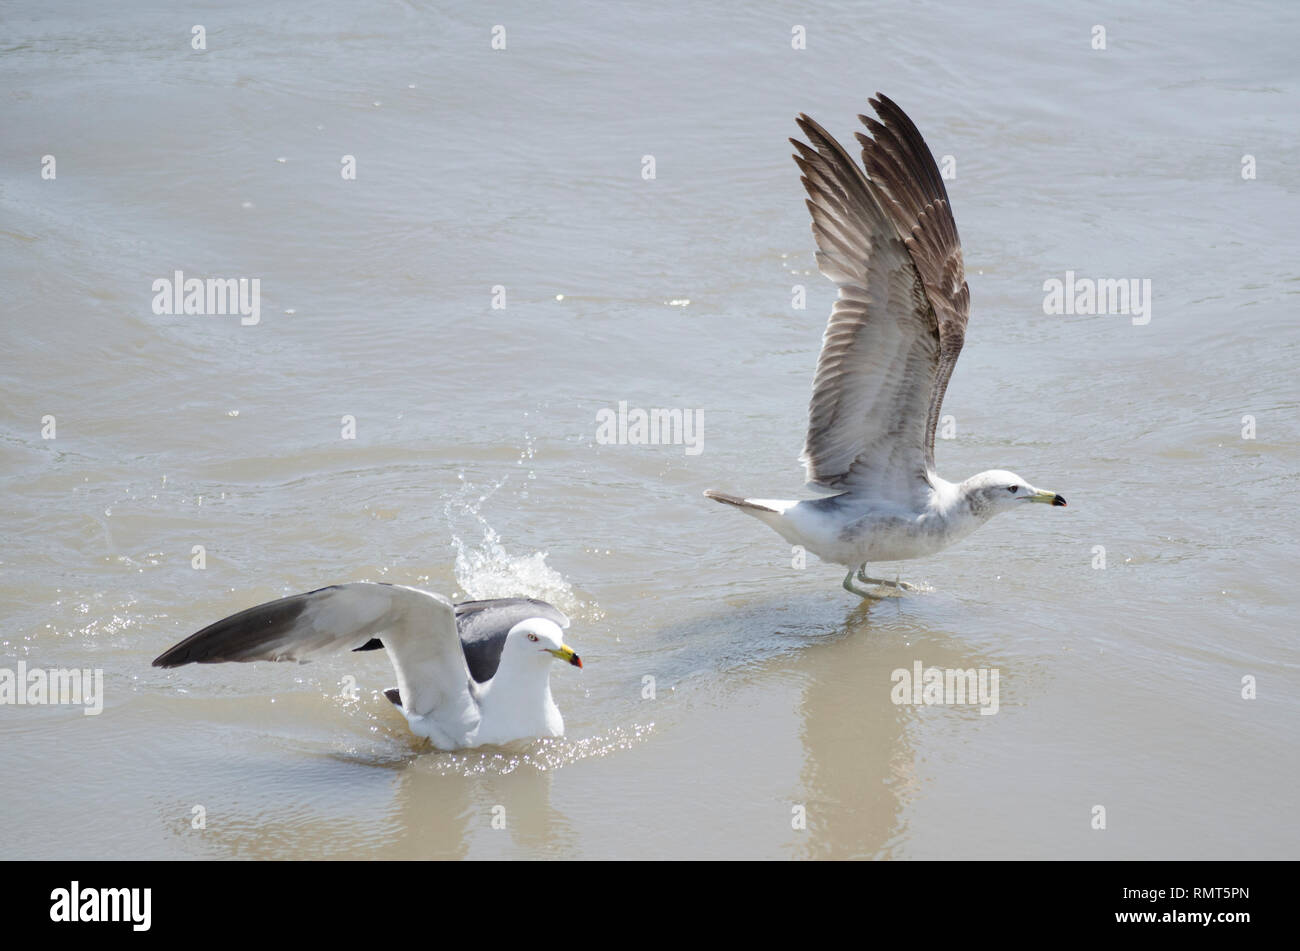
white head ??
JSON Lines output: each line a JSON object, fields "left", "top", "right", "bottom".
{"left": 501, "top": 618, "right": 582, "bottom": 670}
{"left": 961, "top": 469, "right": 1067, "bottom": 518}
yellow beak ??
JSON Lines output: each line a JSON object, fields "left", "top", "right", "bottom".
{"left": 1028, "top": 489, "right": 1067, "bottom": 507}
{"left": 548, "top": 645, "right": 583, "bottom": 668}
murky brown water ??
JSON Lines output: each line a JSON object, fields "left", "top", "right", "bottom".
{"left": 2, "top": 1, "right": 1297, "bottom": 858}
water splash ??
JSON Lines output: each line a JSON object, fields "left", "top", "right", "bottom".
{"left": 452, "top": 525, "right": 572, "bottom": 605}
{"left": 443, "top": 473, "right": 600, "bottom": 621}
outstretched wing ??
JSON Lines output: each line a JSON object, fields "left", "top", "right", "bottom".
{"left": 153, "top": 582, "right": 475, "bottom": 723}
{"left": 793, "top": 94, "right": 969, "bottom": 501}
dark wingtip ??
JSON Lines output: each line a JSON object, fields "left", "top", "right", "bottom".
{"left": 151, "top": 593, "right": 315, "bottom": 670}
{"left": 152, "top": 646, "right": 190, "bottom": 668}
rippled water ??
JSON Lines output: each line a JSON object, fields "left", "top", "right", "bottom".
{"left": 2, "top": 0, "right": 1297, "bottom": 858}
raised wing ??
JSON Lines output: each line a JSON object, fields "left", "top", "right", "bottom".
{"left": 857, "top": 94, "right": 969, "bottom": 459}
{"left": 153, "top": 582, "right": 475, "bottom": 724}
{"left": 793, "top": 95, "right": 969, "bottom": 500}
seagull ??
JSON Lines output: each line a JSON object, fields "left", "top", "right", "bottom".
{"left": 705, "top": 94, "right": 1066, "bottom": 598}
{"left": 152, "top": 582, "right": 583, "bottom": 749}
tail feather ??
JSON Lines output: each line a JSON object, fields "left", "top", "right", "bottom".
{"left": 703, "top": 489, "right": 779, "bottom": 514}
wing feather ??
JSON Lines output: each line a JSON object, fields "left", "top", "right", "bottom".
{"left": 857, "top": 94, "right": 970, "bottom": 461}
{"left": 792, "top": 97, "right": 970, "bottom": 498}
{"left": 793, "top": 112, "right": 937, "bottom": 501}
{"left": 153, "top": 582, "right": 475, "bottom": 724}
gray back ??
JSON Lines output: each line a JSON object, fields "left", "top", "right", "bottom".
{"left": 455, "top": 598, "right": 570, "bottom": 683}
{"left": 351, "top": 594, "right": 569, "bottom": 684}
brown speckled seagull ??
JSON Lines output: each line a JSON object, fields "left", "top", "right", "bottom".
{"left": 706, "top": 95, "right": 1066, "bottom": 598}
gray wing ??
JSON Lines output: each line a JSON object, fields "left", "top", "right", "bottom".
{"left": 455, "top": 598, "right": 570, "bottom": 683}
{"left": 857, "top": 94, "right": 969, "bottom": 461}
{"left": 153, "top": 582, "right": 475, "bottom": 723}
{"left": 793, "top": 94, "right": 969, "bottom": 502}
{"left": 352, "top": 596, "right": 570, "bottom": 684}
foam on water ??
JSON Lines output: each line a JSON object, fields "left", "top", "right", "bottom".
{"left": 413, "top": 723, "right": 657, "bottom": 777}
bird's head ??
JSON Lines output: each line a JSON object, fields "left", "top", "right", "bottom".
{"left": 964, "top": 469, "right": 1067, "bottom": 515}
{"left": 505, "top": 618, "right": 582, "bottom": 669}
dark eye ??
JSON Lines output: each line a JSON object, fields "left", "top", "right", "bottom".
{"left": 526, "top": 633, "right": 538, "bottom": 642}
{"left": 1007, "top": 485, "right": 1018, "bottom": 493}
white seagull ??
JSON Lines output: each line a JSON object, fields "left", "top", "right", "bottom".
{"left": 706, "top": 94, "right": 1066, "bottom": 598}
{"left": 153, "top": 583, "right": 583, "bottom": 749}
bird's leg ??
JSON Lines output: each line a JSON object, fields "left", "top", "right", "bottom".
{"left": 843, "top": 566, "right": 884, "bottom": 599}
{"left": 856, "top": 565, "right": 919, "bottom": 592}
